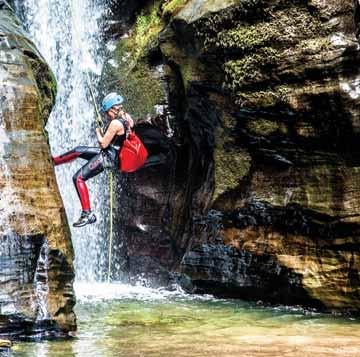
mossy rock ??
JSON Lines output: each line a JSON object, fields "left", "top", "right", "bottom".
{"left": 246, "top": 119, "right": 279, "bottom": 136}
{"left": 160, "top": 38, "right": 209, "bottom": 90}
{"left": 224, "top": 47, "right": 280, "bottom": 91}
{"left": 103, "top": 29, "right": 166, "bottom": 118}
{"left": 214, "top": 147, "right": 251, "bottom": 199}
{"left": 174, "top": 0, "right": 240, "bottom": 24}
{"left": 105, "top": 60, "right": 165, "bottom": 119}
{"left": 236, "top": 88, "right": 286, "bottom": 108}
{"left": 206, "top": 22, "right": 276, "bottom": 52}
{"left": 162, "top": 0, "right": 189, "bottom": 17}
{"left": 125, "top": 1, "right": 163, "bottom": 63}
{"left": 208, "top": 7, "right": 326, "bottom": 53}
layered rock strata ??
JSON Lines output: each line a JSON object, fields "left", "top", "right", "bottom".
{"left": 174, "top": 0, "right": 360, "bottom": 313}
{"left": 107, "top": 0, "right": 360, "bottom": 312}
{"left": 0, "top": 1, "right": 75, "bottom": 338}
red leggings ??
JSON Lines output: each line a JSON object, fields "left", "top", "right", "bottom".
{"left": 53, "top": 146, "right": 105, "bottom": 212}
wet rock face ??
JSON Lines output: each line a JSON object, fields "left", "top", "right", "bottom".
{"left": 108, "top": 0, "right": 360, "bottom": 311}
{"left": 174, "top": 0, "right": 360, "bottom": 312}
{"left": 0, "top": 1, "right": 75, "bottom": 338}
{"left": 106, "top": 0, "right": 151, "bottom": 38}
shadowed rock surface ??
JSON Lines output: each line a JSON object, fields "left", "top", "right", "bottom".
{"left": 104, "top": 0, "right": 360, "bottom": 312}
{"left": 0, "top": 1, "right": 75, "bottom": 338}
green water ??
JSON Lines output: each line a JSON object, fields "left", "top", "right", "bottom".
{"left": 11, "top": 284, "right": 360, "bottom": 357}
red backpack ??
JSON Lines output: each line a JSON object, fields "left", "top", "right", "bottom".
{"left": 118, "top": 121, "right": 148, "bottom": 173}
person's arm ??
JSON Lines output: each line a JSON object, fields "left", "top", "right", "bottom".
{"left": 96, "top": 120, "right": 124, "bottom": 149}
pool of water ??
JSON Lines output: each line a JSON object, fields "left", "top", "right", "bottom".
{"left": 11, "top": 282, "right": 360, "bottom": 356}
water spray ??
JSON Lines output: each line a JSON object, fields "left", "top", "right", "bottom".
{"left": 69, "top": 0, "right": 113, "bottom": 283}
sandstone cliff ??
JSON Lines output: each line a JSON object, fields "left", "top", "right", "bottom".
{"left": 105, "top": 0, "right": 360, "bottom": 312}
{"left": 0, "top": 1, "right": 75, "bottom": 338}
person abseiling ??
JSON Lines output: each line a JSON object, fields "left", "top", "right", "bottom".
{"left": 52, "top": 92, "right": 134, "bottom": 227}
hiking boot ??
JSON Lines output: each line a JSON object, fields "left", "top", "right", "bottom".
{"left": 73, "top": 211, "right": 97, "bottom": 228}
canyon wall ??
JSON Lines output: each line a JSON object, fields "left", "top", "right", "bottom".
{"left": 0, "top": 1, "right": 75, "bottom": 338}
{"left": 106, "top": 0, "right": 360, "bottom": 312}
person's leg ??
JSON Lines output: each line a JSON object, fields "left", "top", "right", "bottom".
{"left": 53, "top": 146, "right": 101, "bottom": 166}
{"left": 72, "top": 153, "right": 105, "bottom": 227}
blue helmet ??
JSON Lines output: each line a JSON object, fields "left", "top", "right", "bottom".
{"left": 101, "top": 92, "right": 124, "bottom": 112}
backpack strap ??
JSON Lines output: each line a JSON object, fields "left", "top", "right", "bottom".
{"left": 117, "top": 118, "right": 131, "bottom": 138}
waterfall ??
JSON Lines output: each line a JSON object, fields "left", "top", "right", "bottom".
{"left": 33, "top": 240, "right": 50, "bottom": 321}
{"left": 15, "top": 0, "right": 110, "bottom": 282}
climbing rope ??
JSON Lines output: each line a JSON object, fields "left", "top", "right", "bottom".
{"left": 69, "top": 0, "right": 114, "bottom": 283}
{"left": 108, "top": 172, "right": 113, "bottom": 281}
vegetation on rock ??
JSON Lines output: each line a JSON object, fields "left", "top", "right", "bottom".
{"left": 107, "top": 0, "right": 360, "bottom": 312}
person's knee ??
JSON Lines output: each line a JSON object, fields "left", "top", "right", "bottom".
{"left": 73, "top": 171, "right": 82, "bottom": 186}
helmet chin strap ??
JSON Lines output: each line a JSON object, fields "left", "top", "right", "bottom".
{"left": 107, "top": 107, "right": 122, "bottom": 120}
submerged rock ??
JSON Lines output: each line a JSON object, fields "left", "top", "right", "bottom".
{"left": 0, "top": 1, "right": 75, "bottom": 338}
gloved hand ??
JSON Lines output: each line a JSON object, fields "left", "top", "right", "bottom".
{"left": 95, "top": 127, "right": 103, "bottom": 143}
{"left": 96, "top": 117, "right": 103, "bottom": 127}
{"left": 95, "top": 116, "right": 104, "bottom": 134}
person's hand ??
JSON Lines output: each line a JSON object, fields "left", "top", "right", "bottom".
{"left": 96, "top": 126, "right": 103, "bottom": 139}
{"left": 96, "top": 118, "right": 103, "bottom": 129}
{"left": 118, "top": 110, "right": 127, "bottom": 119}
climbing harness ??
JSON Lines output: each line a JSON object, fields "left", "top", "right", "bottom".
{"left": 69, "top": 0, "right": 113, "bottom": 282}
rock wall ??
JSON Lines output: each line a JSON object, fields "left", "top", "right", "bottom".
{"left": 106, "top": 0, "right": 360, "bottom": 312}
{"left": 0, "top": 1, "right": 75, "bottom": 338}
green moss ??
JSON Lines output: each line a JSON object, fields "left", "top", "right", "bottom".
{"left": 247, "top": 119, "right": 279, "bottom": 136}
{"left": 181, "top": 58, "right": 205, "bottom": 89}
{"left": 127, "top": 2, "right": 163, "bottom": 63}
{"left": 101, "top": 2, "right": 167, "bottom": 118}
{"left": 236, "top": 86, "right": 290, "bottom": 108}
{"left": 221, "top": 112, "right": 237, "bottom": 131}
{"left": 194, "top": 0, "right": 265, "bottom": 40}
{"left": 103, "top": 40, "right": 164, "bottom": 118}
{"left": 160, "top": 40, "right": 207, "bottom": 90}
{"left": 116, "top": 63, "right": 164, "bottom": 119}
{"left": 214, "top": 148, "right": 251, "bottom": 199}
{"left": 203, "top": 5, "right": 326, "bottom": 52}
{"left": 295, "top": 38, "right": 332, "bottom": 55}
{"left": 198, "top": 5, "right": 332, "bottom": 106}
{"left": 224, "top": 47, "right": 280, "bottom": 91}
{"left": 162, "top": 0, "right": 189, "bottom": 17}
{"left": 207, "top": 23, "right": 276, "bottom": 52}
{"left": 213, "top": 110, "right": 251, "bottom": 199}
{"left": 28, "top": 58, "right": 57, "bottom": 126}
{"left": 295, "top": 122, "right": 317, "bottom": 138}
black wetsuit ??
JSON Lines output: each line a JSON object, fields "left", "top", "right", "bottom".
{"left": 53, "top": 119, "right": 127, "bottom": 212}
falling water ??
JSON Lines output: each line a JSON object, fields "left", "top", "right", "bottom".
{"left": 33, "top": 240, "right": 50, "bottom": 321}
{"left": 15, "top": 0, "right": 110, "bottom": 282}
